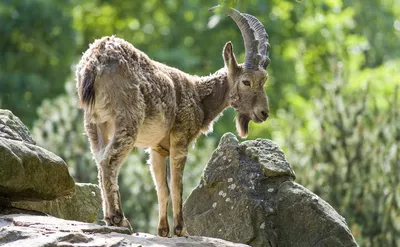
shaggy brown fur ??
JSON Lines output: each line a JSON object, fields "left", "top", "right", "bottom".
{"left": 76, "top": 35, "right": 269, "bottom": 237}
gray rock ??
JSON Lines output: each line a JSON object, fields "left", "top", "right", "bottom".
{"left": 0, "top": 109, "right": 75, "bottom": 201}
{"left": 183, "top": 133, "right": 358, "bottom": 247}
{"left": 241, "top": 139, "right": 295, "bottom": 178}
{"left": 0, "top": 109, "right": 35, "bottom": 144}
{"left": 276, "top": 181, "right": 358, "bottom": 247}
{"left": 0, "top": 214, "right": 249, "bottom": 247}
{"left": 11, "top": 183, "right": 101, "bottom": 223}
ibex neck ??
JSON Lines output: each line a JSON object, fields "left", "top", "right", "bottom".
{"left": 195, "top": 68, "right": 231, "bottom": 132}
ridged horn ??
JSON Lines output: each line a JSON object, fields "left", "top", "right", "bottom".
{"left": 209, "top": 6, "right": 270, "bottom": 69}
{"left": 242, "top": 13, "right": 270, "bottom": 69}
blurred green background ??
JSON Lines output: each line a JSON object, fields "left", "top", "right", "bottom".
{"left": 1, "top": 0, "right": 399, "bottom": 245}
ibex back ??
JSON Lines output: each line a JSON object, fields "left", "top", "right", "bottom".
{"left": 76, "top": 7, "right": 271, "bottom": 237}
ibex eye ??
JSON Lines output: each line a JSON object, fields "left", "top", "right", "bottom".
{"left": 242, "top": 80, "right": 251, "bottom": 86}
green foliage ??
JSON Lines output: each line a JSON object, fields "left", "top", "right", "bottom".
{"left": 0, "top": 0, "right": 76, "bottom": 126}
{"left": 3, "top": 0, "right": 399, "bottom": 244}
{"left": 272, "top": 63, "right": 400, "bottom": 246}
{"left": 278, "top": 78, "right": 400, "bottom": 246}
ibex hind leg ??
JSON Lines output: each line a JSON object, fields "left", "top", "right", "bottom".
{"left": 99, "top": 113, "right": 141, "bottom": 232}
{"left": 84, "top": 116, "right": 110, "bottom": 217}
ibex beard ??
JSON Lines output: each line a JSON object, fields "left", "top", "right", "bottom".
{"left": 76, "top": 7, "right": 271, "bottom": 237}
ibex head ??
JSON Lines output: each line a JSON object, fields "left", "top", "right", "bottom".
{"left": 212, "top": 6, "right": 271, "bottom": 138}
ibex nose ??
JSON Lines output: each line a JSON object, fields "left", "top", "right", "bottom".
{"left": 261, "top": 110, "right": 269, "bottom": 119}
{"left": 254, "top": 108, "right": 269, "bottom": 122}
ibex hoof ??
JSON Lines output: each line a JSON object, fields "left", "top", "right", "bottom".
{"left": 158, "top": 226, "right": 170, "bottom": 237}
{"left": 174, "top": 225, "right": 185, "bottom": 237}
{"left": 112, "top": 215, "right": 122, "bottom": 224}
{"left": 119, "top": 218, "right": 133, "bottom": 233}
{"left": 105, "top": 213, "right": 133, "bottom": 233}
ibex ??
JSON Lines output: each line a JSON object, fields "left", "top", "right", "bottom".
{"left": 76, "top": 7, "right": 270, "bottom": 237}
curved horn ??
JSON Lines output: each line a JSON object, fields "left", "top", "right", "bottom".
{"left": 209, "top": 6, "right": 270, "bottom": 69}
{"left": 242, "top": 13, "right": 270, "bottom": 69}
{"left": 226, "top": 8, "right": 259, "bottom": 69}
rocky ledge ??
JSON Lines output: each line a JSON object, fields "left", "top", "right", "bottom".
{"left": 0, "top": 214, "right": 248, "bottom": 247}
{"left": 0, "top": 109, "right": 100, "bottom": 223}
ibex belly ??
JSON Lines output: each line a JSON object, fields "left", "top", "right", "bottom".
{"left": 134, "top": 116, "right": 169, "bottom": 147}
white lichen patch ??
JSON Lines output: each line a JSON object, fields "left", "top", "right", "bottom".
{"left": 225, "top": 198, "right": 231, "bottom": 202}
{"left": 227, "top": 178, "right": 233, "bottom": 183}
{"left": 260, "top": 222, "right": 266, "bottom": 229}
{"left": 222, "top": 192, "right": 227, "bottom": 198}
{"left": 231, "top": 206, "right": 234, "bottom": 209}
{"left": 212, "top": 157, "right": 219, "bottom": 163}
{"left": 228, "top": 184, "right": 236, "bottom": 190}
{"left": 267, "top": 188, "right": 274, "bottom": 193}
{"left": 218, "top": 190, "right": 224, "bottom": 196}
{"left": 212, "top": 202, "right": 217, "bottom": 208}
{"left": 223, "top": 156, "right": 227, "bottom": 160}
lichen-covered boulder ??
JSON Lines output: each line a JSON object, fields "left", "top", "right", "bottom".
{"left": 11, "top": 183, "right": 101, "bottom": 223}
{"left": 0, "top": 109, "right": 75, "bottom": 201}
{"left": 183, "top": 133, "right": 358, "bottom": 247}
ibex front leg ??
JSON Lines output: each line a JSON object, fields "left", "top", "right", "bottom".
{"left": 170, "top": 138, "right": 188, "bottom": 236}
{"left": 149, "top": 150, "right": 170, "bottom": 237}
{"left": 100, "top": 115, "right": 139, "bottom": 232}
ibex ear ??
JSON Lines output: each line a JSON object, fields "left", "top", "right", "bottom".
{"left": 223, "top": 42, "right": 239, "bottom": 73}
